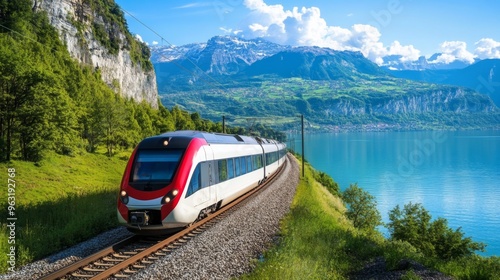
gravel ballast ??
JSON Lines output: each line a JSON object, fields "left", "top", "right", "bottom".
{"left": 0, "top": 227, "right": 133, "bottom": 280}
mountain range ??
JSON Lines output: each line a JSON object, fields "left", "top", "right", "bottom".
{"left": 379, "top": 53, "right": 479, "bottom": 71}
{"left": 387, "top": 59, "right": 500, "bottom": 106}
{"left": 151, "top": 36, "right": 499, "bottom": 131}
{"left": 151, "top": 36, "right": 481, "bottom": 72}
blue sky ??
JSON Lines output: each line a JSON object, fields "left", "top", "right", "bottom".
{"left": 115, "top": 0, "right": 500, "bottom": 64}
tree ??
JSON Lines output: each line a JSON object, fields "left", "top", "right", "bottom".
{"left": 101, "top": 91, "right": 126, "bottom": 157}
{"left": 387, "top": 203, "right": 434, "bottom": 256}
{"left": 0, "top": 37, "right": 55, "bottom": 161}
{"left": 135, "top": 101, "right": 155, "bottom": 138}
{"left": 387, "top": 203, "right": 485, "bottom": 260}
{"left": 312, "top": 170, "right": 340, "bottom": 196}
{"left": 171, "top": 106, "right": 195, "bottom": 130}
{"left": 342, "top": 183, "right": 382, "bottom": 235}
{"left": 154, "top": 102, "right": 175, "bottom": 134}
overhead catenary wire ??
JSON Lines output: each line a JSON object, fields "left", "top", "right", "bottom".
{"left": 0, "top": 22, "right": 62, "bottom": 54}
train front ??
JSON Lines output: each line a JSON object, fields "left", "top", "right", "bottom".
{"left": 117, "top": 133, "right": 204, "bottom": 234}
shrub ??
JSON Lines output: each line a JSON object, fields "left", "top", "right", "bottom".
{"left": 312, "top": 170, "right": 340, "bottom": 196}
{"left": 387, "top": 203, "right": 485, "bottom": 260}
{"left": 342, "top": 183, "right": 382, "bottom": 235}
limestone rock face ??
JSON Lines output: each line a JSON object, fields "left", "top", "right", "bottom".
{"left": 34, "top": 0, "right": 158, "bottom": 108}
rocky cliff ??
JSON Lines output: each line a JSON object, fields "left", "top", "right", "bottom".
{"left": 309, "top": 88, "right": 496, "bottom": 117}
{"left": 34, "top": 0, "right": 158, "bottom": 108}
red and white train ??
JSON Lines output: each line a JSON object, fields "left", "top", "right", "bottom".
{"left": 117, "top": 130, "right": 287, "bottom": 234}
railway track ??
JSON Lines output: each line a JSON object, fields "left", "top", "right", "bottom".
{"left": 40, "top": 160, "right": 287, "bottom": 280}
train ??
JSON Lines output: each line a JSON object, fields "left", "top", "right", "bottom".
{"left": 117, "top": 130, "right": 287, "bottom": 234}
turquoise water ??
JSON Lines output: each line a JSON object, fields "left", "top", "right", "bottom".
{"left": 290, "top": 130, "right": 500, "bottom": 256}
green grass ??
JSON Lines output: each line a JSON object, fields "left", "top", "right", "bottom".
{"left": 0, "top": 150, "right": 130, "bottom": 273}
{"left": 240, "top": 160, "right": 383, "bottom": 279}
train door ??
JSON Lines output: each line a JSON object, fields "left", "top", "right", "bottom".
{"left": 255, "top": 137, "right": 266, "bottom": 180}
{"left": 189, "top": 147, "right": 211, "bottom": 207}
{"left": 202, "top": 146, "right": 216, "bottom": 205}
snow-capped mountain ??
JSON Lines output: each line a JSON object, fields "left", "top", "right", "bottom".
{"left": 152, "top": 35, "right": 387, "bottom": 91}
{"left": 151, "top": 35, "right": 290, "bottom": 75}
{"left": 151, "top": 42, "right": 206, "bottom": 63}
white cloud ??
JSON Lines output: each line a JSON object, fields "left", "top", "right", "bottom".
{"left": 474, "top": 38, "right": 500, "bottom": 59}
{"left": 433, "top": 41, "right": 476, "bottom": 64}
{"left": 240, "top": 0, "right": 419, "bottom": 64}
{"left": 134, "top": 34, "right": 144, "bottom": 43}
{"left": 240, "top": 0, "right": 500, "bottom": 65}
{"left": 152, "top": 41, "right": 159, "bottom": 46}
{"left": 388, "top": 41, "right": 421, "bottom": 62}
{"left": 220, "top": 27, "right": 244, "bottom": 36}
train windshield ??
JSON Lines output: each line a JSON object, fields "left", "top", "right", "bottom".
{"left": 129, "top": 149, "right": 184, "bottom": 190}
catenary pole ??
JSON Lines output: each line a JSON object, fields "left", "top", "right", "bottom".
{"left": 222, "top": 115, "right": 225, "bottom": 134}
{"left": 301, "top": 114, "right": 305, "bottom": 178}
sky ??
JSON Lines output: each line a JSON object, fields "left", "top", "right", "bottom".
{"left": 114, "top": 0, "right": 500, "bottom": 65}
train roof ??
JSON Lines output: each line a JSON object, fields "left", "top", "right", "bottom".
{"left": 156, "top": 130, "right": 279, "bottom": 145}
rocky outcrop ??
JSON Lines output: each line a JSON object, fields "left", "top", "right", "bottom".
{"left": 311, "top": 88, "right": 497, "bottom": 117}
{"left": 34, "top": 0, "right": 158, "bottom": 108}
{"left": 369, "top": 89, "right": 496, "bottom": 114}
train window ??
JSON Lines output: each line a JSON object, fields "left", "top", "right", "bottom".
{"left": 218, "top": 159, "right": 227, "bottom": 182}
{"left": 246, "top": 156, "right": 252, "bottom": 172}
{"left": 235, "top": 157, "right": 241, "bottom": 177}
{"left": 200, "top": 162, "right": 211, "bottom": 188}
{"left": 240, "top": 157, "right": 246, "bottom": 175}
{"left": 213, "top": 160, "right": 219, "bottom": 184}
{"left": 186, "top": 164, "right": 201, "bottom": 197}
{"left": 257, "top": 155, "right": 263, "bottom": 168}
{"left": 129, "top": 149, "right": 183, "bottom": 190}
{"left": 227, "top": 158, "right": 235, "bottom": 179}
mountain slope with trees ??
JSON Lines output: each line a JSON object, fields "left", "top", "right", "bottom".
{"left": 387, "top": 59, "right": 500, "bottom": 106}
{"left": 154, "top": 36, "right": 500, "bottom": 131}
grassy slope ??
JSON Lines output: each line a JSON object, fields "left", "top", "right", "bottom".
{"left": 241, "top": 159, "right": 383, "bottom": 279}
{"left": 0, "top": 150, "right": 130, "bottom": 273}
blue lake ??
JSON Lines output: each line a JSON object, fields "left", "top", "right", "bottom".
{"left": 290, "top": 130, "right": 500, "bottom": 256}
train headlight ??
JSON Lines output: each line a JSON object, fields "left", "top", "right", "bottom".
{"left": 119, "top": 190, "right": 129, "bottom": 204}
{"left": 161, "top": 189, "right": 179, "bottom": 205}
